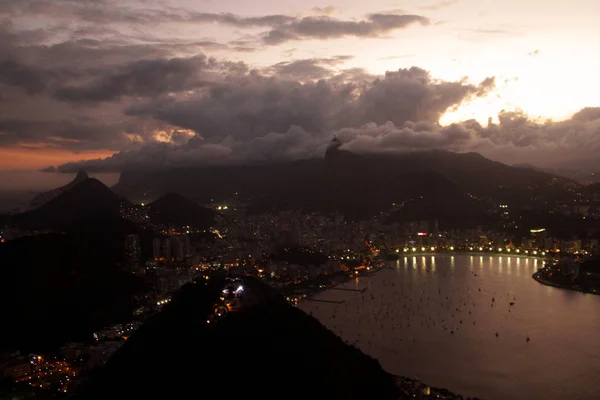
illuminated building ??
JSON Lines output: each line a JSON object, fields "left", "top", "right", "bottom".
{"left": 162, "top": 238, "right": 171, "bottom": 262}
{"left": 153, "top": 238, "right": 162, "bottom": 259}
{"left": 2, "top": 360, "right": 31, "bottom": 379}
{"left": 171, "top": 237, "right": 185, "bottom": 262}
{"left": 124, "top": 234, "right": 141, "bottom": 271}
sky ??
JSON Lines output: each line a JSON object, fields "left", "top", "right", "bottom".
{"left": 1, "top": 0, "right": 600, "bottom": 189}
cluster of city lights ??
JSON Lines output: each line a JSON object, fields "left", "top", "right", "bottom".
{"left": 156, "top": 298, "right": 171, "bottom": 306}
{"left": 395, "top": 247, "right": 548, "bottom": 256}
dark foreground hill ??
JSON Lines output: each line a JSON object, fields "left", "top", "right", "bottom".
{"left": 0, "top": 233, "right": 145, "bottom": 352}
{"left": 1, "top": 179, "right": 147, "bottom": 352}
{"left": 147, "top": 192, "right": 215, "bottom": 229}
{"left": 76, "top": 276, "right": 403, "bottom": 400}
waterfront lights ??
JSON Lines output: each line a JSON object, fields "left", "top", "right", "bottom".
{"left": 421, "top": 247, "right": 426, "bottom": 252}
{"left": 533, "top": 251, "right": 538, "bottom": 255}
{"left": 396, "top": 249, "right": 400, "bottom": 253}
{"left": 469, "top": 247, "right": 473, "bottom": 251}
{"left": 498, "top": 248, "right": 503, "bottom": 252}
{"left": 542, "top": 251, "right": 546, "bottom": 256}
{"left": 411, "top": 247, "right": 417, "bottom": 252}
{"left": 450, "top": 246, "right": 455, "bottom": 251}
{"left": 479, "top": 247, "right": 483, "bottom": 251}
{"left": 489, "top": 247, "right": 493, "bottom": 251}
{"left": 525, "top": 250, "right": 529, "bottom": 254}
{"left": 430, "top": 247, "right": 435, "bottom": 251}
{"left": 507, "top": 248, "right": 511, "bottom": 252}
{"left": 516, "top": 249, "right": 520, "bottom": 253}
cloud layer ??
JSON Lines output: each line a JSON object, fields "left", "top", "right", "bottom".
{"left": 1, "top": 1, "right": 600, "bottom": 174}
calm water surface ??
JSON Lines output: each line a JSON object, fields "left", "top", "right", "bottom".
{"left": 300, "top": 255, "right": 600, "bottom": 400}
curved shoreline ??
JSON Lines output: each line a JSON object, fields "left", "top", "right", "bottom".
{"left": 531, "top": 272, "right": 600, "bottom": 295}
{"left": 390, "top": 251, "right": 551, "bottom": 263}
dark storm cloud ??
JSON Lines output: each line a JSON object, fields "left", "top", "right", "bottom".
{"left": 0, "top": 59, "right": 50, "bottom": 94}
{"left": 185, "top": 13, "right": 296, "bottom": 28}
{"left": 0, "top": 114, "right": 149, "bottom": 150}
{"left": 4, "top": 1, "right": 432, "bottom": 55}
{"left": 350, "top": 68, "right": 494, "bottom": 126}
{"left": 336, "top": 121, "right": 472, "bottom": 153}
{"left": 54, "top": 55, "right": 212, "bottom": 102}
{"left": 3, "top": 1, "right": 598, "bottom": 174}
{"left": 4, "top": 1, "right": 428, "bottom": 45}
{"left": 125, "top": 66, "right": 488, "bottom": 139}
{"left": 53, "top": 141, "right": 233, "bottom": 173}
{"left": 269, "top": 56, "right": 353, "bottom": 80}
{"left": 46, "top": 66, "right": 500, "bottom": 172}
{"left": 263, "top": 14, "right": 430, "bottom": 44}
{"left": 571, "top": 107, "right": 600, "bottom": 122}
{"left": 51, "top": 96, "right": 600, "bottom": 173}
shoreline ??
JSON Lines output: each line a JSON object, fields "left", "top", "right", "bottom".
{"left": 297, "top": 264, "right": 480, "bottom": 400}
{"left": 396, "top": 251, "right": 549, "bottom": 260}
{"left": 531, "top": 272, "right": 600, "bottom": 295}
{"left": 300, "top": 253, "right": 550, "bottom": 303}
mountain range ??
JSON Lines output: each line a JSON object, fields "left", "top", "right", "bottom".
{"left": 112, "top": 148, "right": 578, "bottom": 226}
{"left": 513, "top": 163, "right": 600, "bottom": 185}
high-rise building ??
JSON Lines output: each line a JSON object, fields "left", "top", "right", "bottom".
{"left": 162, "top": 238, "right": 171, "bottom": 262}
{"left": 183, "top": 235, "right": 192, "bottom": 257}
{"left": 152, "top": 238, "right": 162, "bottom": 260}
{"left": 171, "top": 237, "right": 185, "bottom": 262}
{"left": 124, "top": 234, "right": 141, "bottom": 271}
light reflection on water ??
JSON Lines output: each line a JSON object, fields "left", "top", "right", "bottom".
{"left": 301, "top": 255, "right": 600, "bottom": 400}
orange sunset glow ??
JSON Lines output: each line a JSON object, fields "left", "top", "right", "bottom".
{"left": 0, "top": 147, "right": 116, "bottom": 171}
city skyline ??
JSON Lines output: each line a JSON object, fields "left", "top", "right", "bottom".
{"left": 1, "top": 0, "right": 600, "bottom": 186}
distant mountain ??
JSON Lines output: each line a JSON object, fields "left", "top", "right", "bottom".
{"left": 29, "top": 169, "right": 90, "bottom": 208}
{"left": 513, "top": 162, "right": 540, "bottom": 171}
{"left": 513, "top": 163, "right": 599, "bottom": 184}
{"left": 146, "top": 192, "right": 215, "bottom": 229}
{"left": 11, "top": 178, "right": 125, "bottom": 231}
{"left": 113, "top": 150, "right": 577, "bottom": 225}
{"left": 75, "top": 276, "right": 402, "bottom": 400}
